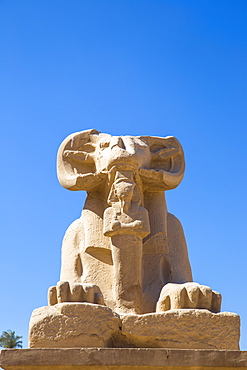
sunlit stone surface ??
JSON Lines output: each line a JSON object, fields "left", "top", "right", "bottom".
{"left": 28, "top": 130, "right": 240, "bottom": 350}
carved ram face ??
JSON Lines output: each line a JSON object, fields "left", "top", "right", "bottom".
{"left": 57, "top": 129, "right": 185, "bottom": 192}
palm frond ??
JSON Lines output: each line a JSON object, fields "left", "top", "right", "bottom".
{"left": 0, "top": 330, "right": 23, "bottom": 348}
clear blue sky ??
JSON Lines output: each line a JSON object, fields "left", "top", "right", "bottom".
{"left": 0, "top": 0, "right": 246, "bottom": 349}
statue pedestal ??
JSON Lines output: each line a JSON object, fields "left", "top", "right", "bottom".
{"left": 29, "top": 303, "right": 240, "bottom": 350}
{"left": 1, "top": 348, "right": 247, "bottom": 370}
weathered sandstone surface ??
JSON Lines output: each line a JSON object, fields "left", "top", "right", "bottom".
{"left": 28, "top": 130, "right": 240, "bottom": 350}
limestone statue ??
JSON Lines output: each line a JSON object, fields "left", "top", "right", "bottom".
{"left": 29, "top": 129, "right": 240, "bottom": 350}
{"left": 48, "top": 129, "right": 220, "bottom": 314}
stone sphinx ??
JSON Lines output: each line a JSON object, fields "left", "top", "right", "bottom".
{"left": 29, "top": 129, "right": 240, "bottom": 349}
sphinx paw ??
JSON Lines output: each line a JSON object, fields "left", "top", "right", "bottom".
{"left": 156, "top": 282, "right": 221, "bottom": 313}
{"left": 48, "top": 282, "right": 105, "bottom": 306}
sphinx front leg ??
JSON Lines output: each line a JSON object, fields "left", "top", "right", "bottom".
{"left": 48, "top": 281, "right": 105, "bottom": 306}
{"left": 156, "top": 282, "right": 221, "bottom": 313}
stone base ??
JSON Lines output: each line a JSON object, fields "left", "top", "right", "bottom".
{"left": 29, "top": 303, "right": 121, "bottom": 348}
{"left": 29, "top": 303, "right": 240, "bottom": 350}
{"left": 120, "top": 309, "right": 240, "bottom": 350}
{"left": 1, "top": 348, "right": 247, "bottom": 370}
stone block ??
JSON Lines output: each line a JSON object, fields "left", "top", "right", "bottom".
{"left": 29, "top": 303, "right": 121, "bottom": 348}
{"left": 29, "top": 304, "right": 240, "bottom": 350}
{"left": 119, "top": 309, "right": 240, "bottom": 350}
{"left": 1, "top": 348, "right": 247, "bottom": 370}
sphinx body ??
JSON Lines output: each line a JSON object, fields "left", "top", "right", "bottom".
{"left": 29, "top": 130, "right": 240, "bottom": 350}
{"left": 48, "top": 129, "right": 220, "bottom": 314}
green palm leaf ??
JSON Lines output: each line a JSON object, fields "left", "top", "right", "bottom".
{"left": 0, "top": 330, "right": 23, "bottom": 348}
